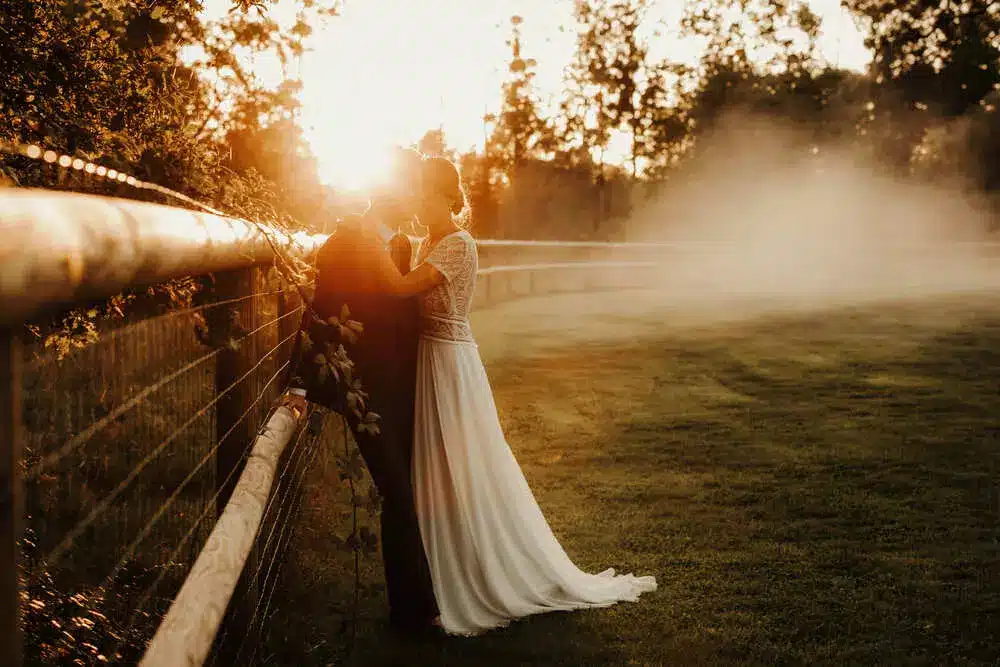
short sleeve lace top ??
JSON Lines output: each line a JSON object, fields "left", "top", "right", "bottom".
{"left": 416, "top": 230, "right": 478, "bottom": 343}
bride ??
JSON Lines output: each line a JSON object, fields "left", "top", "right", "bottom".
{"left": 369, "top": 155, "right": 656, "bottom": 636}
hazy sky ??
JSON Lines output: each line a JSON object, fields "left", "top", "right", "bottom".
{"left": 199, "top": 0, "right": 871, "bottom": 190}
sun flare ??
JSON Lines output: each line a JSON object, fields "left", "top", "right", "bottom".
{"left": 305, "top": 127, "right": 396, "bottom": 193}
{"left": 198, "top": 0, "right": 871, "bottom": 192}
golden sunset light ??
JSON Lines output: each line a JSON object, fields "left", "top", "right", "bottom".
{"left": 7, "top": 0, "right": 1000, "bottom": 664}
{"left": 198, "top": 0, "right": 871, "bottom": 191}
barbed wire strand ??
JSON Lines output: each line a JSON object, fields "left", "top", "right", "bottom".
{"left": 229, "top": 417, "right": 316, "bottom": 597}
{"left": 105, "top": 400, "right": 311, "bottom": 664}
{"left": 240, "top": 303, "right": 302, "bottom": 344}
{"left": 206, "top": 416, "right": 317, "bottom": 661}
{"left": 109, "top": 431, "right": 264, "bottom": 656}
{"left": 249, "top": 451, "right": 320, "bottom": 662}
{"left": 4, "top": 138, "right": 341, "bottom": 664}
{"left": 24, "top": 291, "right": 293, "bottom": 373}
{"left": 27, "top": 348, "right": 220, "bottom": 480}
{"left": 175, "top": 288, "right": 294, "bottom": 318}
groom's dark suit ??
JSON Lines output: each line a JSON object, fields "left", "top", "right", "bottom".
{"left": 287, "top": 221, "right": 438, "bottom": 630}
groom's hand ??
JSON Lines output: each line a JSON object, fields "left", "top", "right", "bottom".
{"left": 279, "top": 391, "right": 309, "bottom": 419}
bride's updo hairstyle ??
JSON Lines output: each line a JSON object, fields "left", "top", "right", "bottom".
{"left": 421, "top": 155, "right": 469, "bottom": 224}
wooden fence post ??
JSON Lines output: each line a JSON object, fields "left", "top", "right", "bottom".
{"left": 277, "top": 285, "right": 299, "bottom": 374}
{"left": 1, "top": 327, "right": 23, "bottom": 667}
{"left": 211, "top": 267, "right": 264, "bottom": 664}
{"left": 213, "top": 268, "right": 258, "bottom": 516}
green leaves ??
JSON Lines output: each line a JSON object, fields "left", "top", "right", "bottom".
{"left": 335, "top": 525, "right": 379, "bottom": 556}
{"left": 331, "top": 383, "right": 381, "bottom": 653}
{"left": 333, "top": 524, "right": 379, "bottom": 556}
{"left": 337, "top": 450, "right": 366, "bottom": 482}
{"left": 346, "top": 389, "right": 362, "bottom": 416}
{"left": 313, "top": 337, "right": 361, "bottom": 390}
{"left": 357, "top": 411, "right": 380, "bottom": 437}
{"left": 325, "top": 303, "right": 365, "bottom": 344}
{"left": 342, "top": 532, "right": 360, "bottom": 553}
{"left": 485, "top": 14, "right": 555, "bottom": 179}
{"left": 193, "top": 307, "right": 248, "bottom": 352}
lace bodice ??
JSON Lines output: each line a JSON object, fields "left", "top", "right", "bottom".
{"left": 416, "top": 230, "right": 478, "bottom": 343}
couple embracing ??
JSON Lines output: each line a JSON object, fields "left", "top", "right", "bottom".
{"left": 283, "top": 152, "right": 656, "bottom": 639}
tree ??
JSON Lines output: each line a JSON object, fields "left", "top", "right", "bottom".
{"left": 484, "top": 15, "right": 554, "bottom": 182}
{"left": 672, "top": 0, "right": 875, "bottom": 161}
{"left": 459, "top": 150, "right": 501, "bottom": 238}
{"left": 846, "top": 0, "right": 999, "bottom": 113}
{"left": 581, "top": 0, "right": 667, "bottom": 179}
{"left": 843, "top": 0, "right": 1000, "bottom": 173}
{"left": 0, "top": 0, "right": 219, "bottom": 195}
{"left": 557, "top": 0, "right": 628, "bottom": 171}
{"left": 556, "top": 0, "right": 681, "bottom": 232}
{"left": 0, "top": 0, "right": 338, "bottom": 215}
{"left": 224, "top": 109, "right": 326, "bottom": 224}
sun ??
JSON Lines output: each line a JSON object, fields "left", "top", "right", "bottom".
{"left": 302, "top": 123, "right": 398, "bottom": 193}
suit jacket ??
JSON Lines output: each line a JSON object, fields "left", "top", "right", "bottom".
{"left": 287, "top": 226, "right": 418, "bottom": 414}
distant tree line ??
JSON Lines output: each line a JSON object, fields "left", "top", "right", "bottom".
{"left": 2, "top": 0, "right": 998, "bottom": 240}
{"left": 451, "top": 0, "right": 1000, "bottom": 240}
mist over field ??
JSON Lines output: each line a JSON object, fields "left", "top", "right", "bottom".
{"left": 618, "top": 115, "right": 1000, "bottom": 316}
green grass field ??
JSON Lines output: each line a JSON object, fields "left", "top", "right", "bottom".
{"left": 265, "top": 290, "right": 1000, "bottom": 666}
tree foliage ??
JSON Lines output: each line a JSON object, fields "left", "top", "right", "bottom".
{"left": 484, "top": 15, "right": 554, "bottom": 181}
{"left": 0, "top": 0, "right": 218, "bottom": 193}
{"left": 0, "top": 0, "right": 336, "bottom": 214}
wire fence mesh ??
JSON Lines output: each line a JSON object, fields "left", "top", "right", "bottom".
{"left": 18, "top": 266, "right": 307, "bottom": 665}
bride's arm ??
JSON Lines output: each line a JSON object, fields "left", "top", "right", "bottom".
{"left": 368, "top": 236, "right": 445, "bottom": 297}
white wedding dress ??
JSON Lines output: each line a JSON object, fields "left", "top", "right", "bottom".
{"left": 411, "top": 230, "right": 657, "bottom": 636}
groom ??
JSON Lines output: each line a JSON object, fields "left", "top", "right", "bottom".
{"left": 283, "top": 161, "right": 439, "bottom": 636}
